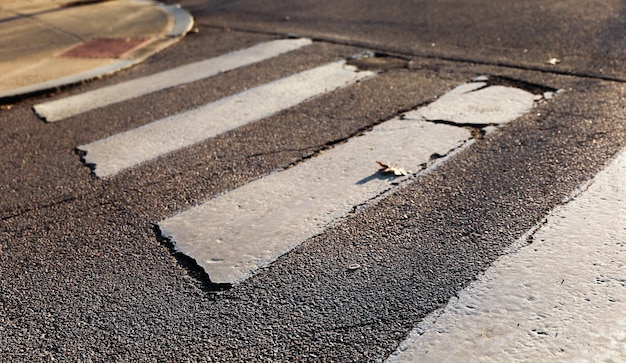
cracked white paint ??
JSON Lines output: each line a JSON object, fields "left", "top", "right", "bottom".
{"left": 386, "top": 149, "right": 626, "bottom": 363}
{"left": 159, "top": 80, "right": 543, "bottom": 285}
{"left": 403, "top": 82, "right": 536, "bottom": 125}
{"left": 160, "top": 120, "right": 470, "bottom": 284}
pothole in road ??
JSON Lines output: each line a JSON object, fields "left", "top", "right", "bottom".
{"left": 346, "top": 51, "right": 411, "bottom": 72}
{"left": 470, "top": 74, "right": 560, "bottom": 99}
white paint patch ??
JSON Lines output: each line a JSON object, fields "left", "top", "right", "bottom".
{"left": 160, "top": 120, "right": 470, "bottom": 285}
{"left": 386, "top": 149, "right": 626, "bottom": 362}
{"left": 403, "top": 82, "right": 536, "bottom": 125}
{"left": 77, "top": 60, "right": 373, "bottom": 178}
{"left": 34, "top": 38, "right": 313, "bottom": 122}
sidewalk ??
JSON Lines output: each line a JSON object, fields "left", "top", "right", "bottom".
{"left": 0, "top": 0, "right": 193, "bottom": 100}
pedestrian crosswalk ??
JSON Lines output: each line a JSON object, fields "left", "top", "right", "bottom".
{"left": 39, "top": 37, "right": 547, "bottom": 286}
{"left": 23, "top": 35, "right": 583, "bottom": 360}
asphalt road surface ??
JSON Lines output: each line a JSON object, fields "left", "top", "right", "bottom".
{"left": 1, "top": 0, "right": 624, "bottom": 361}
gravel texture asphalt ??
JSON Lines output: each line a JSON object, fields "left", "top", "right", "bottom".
{"left": 1, "top": 1, "right": 625, "bottom": 361}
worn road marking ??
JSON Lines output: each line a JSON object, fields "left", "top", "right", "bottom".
{"left": 77, "top": 60, "right": 374, "bottom": 178}
{"left": 386, "top": 150, "right": 626, "bottom": 362}
{"left": 159, "top": 80, "right": 540, "bottom": 285}
{"left": 34, "top": 38, "right": 313, "bottom": 122}
{"left": 161, "top": 120, "right": 470, "bottom": 285}
{"left": 413, "top": 82, "right": 537, "bottom": 125}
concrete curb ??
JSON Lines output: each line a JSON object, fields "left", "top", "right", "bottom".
{"left": 0, "top": 1, "right": 194, "bottom": 102}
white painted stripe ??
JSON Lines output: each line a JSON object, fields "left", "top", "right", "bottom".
{"left": 77, "top": 60, "right": 374, "bottom": 178}
{"left": 159, "top": 82, "right": 540, "bottom": 285}
{"left": 160, "top": 120, "right": 471, "bottom": 284}
{"left": 34, "top": 38, "right": 313, "bottom": 122}
{"left": 386, "top": 150, "right": 626, "bottom": 362}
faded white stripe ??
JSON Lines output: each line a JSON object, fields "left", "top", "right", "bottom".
{"left": 77, "top": 60, "right": 374, "bottom": 177}
{"left": 34, "top": 38, "right": 313, "bottom": 122}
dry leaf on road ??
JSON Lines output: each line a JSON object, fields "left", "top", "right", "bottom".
{"left": 376, "top": 160, "right": 410, "bottom": 176}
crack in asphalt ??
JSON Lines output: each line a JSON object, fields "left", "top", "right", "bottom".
{"left": 469, "top": 74, "right": 559, "bottom": 95}
{"left": 196, "top": 22, "right": 626, "bottom": 83}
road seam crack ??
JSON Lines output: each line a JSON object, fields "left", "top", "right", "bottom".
{"left": 196, "top": 22, "right": 625, "bottom": 83}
